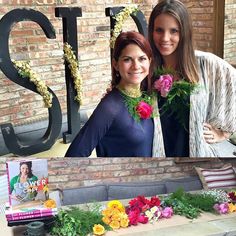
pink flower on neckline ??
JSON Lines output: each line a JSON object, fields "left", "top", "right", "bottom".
{"left": 136, "top": 101, "right": 153, "bottom": 119}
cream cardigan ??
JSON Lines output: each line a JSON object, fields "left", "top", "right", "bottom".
{"left": 152, "top": 50, "right": 236, "bottom": 157}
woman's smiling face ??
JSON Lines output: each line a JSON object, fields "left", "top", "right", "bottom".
{"left": 20, "top": 164, "right": 29, "bottom": 175}
{"left": 153, "top": 13, "right": 180, "bottom": 60}
{"left": 113, "top": 44, "right": 150, "bottom": 89}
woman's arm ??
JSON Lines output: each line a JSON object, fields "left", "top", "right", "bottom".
{"left": 65, "top": 94, "right": 119, "bottom": 157}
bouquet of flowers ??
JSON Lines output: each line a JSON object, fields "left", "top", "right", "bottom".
{"left": 153, "top": 67, "right": 198, "bottom": 129}
{"left": 125, "top": 195, "right": 173, "bottom": 225}
{"left": 102, "top": 200, "right": 129, "bottom": 229}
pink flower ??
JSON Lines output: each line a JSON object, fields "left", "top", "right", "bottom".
{"left": 127, "top": 210, "right": 139, "bottom": 225}
{"left": 214, "top": 203, "right": 229, "bottom": 214}
{"left": 161, "top": 207, "right": 173, "bottom": 218}
{"left": 154, "top": 74, "right": 173, "bottom": 97}
{"left": 137, "top": 214, "right": 149, "bottom": 224}
{"left": 136, "top": 101, "right": 153, "bottom": 119}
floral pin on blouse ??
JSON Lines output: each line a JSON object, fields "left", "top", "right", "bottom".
{"left": 117, "top": 86, "right": 156, "bottom": 122}
{"left": 153, "top": 67, "right": 198, "bottom": 128}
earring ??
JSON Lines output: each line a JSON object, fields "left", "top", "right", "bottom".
{"left": 116, "top": 72, "right": 120, "bottom": 77}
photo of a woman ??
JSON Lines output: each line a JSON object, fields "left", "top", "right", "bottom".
{"left": 10, "top": 161, "right": 38, "bottom": 206}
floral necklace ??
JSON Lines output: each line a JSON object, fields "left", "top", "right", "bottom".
{"left": 153, "top": 66, "right": 199, "bottom": 129}
{"left": 116, "top": 85, "right": 155, "bottom": 122}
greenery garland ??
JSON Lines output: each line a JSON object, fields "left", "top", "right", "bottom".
{"left": 63, "top": 42, "right": 83, "bottom": 104}
{"left": 110, "top": 5, "right": 138, "bottom": 48}
{"left": 13, "top": 60, "right": 53, "bottom": 108}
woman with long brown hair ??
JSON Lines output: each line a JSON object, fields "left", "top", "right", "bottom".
{"left": 149, "top": 0, "right": 236, "bottom": 157}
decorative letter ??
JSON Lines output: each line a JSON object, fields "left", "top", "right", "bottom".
{"left": 0, "top": 9, "right": 62, "bottom": 156}
{"left": 55, "top": 7, "right": 82, "bottom": 144}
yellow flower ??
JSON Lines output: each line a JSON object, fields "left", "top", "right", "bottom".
{"left": 120, "top": 218, "right": 129, "bottom": 228}
{"left": 111, "top": 213, "right": 121, "bottom": 221}
{"left": 108, "top": 200, "right": 124, "bottom": 211}
{"left": 111, "top": 208, "right": 122, "bottom": 216}
{"left": 109, "top": 220, "right": 120, "bottom": 229}
{"left": 44, "top": 199, "right": 57, "bottom": 208}
{"left": 102, "top": 216, "right": 111, "bottom": 225}
{"left": 93, "top": 224, "right": 105, "bottom": 235}
{"left": 228, "top": 203, "right": 236, "bottom": 213}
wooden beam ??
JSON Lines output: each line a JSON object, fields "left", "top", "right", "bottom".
{"left": 213, "top": 0, "right": 225, "bottom": 58}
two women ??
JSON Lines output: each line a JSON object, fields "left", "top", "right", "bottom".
{"left": 66, "top": 0, "right": 236, "bottom": 157}
{"left": 65, "top": 31, "right": 155, "bottom": 157}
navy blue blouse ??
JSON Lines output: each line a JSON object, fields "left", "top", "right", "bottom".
{"left": 65, "top": 88, "right": 154, "bottom": 157}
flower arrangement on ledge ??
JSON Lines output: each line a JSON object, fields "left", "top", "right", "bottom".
{"left": 49, "top": 188, "right": 236, "bottom": 236}
{"left": 13, "top": 60, "right": 53, "bottom": 108}
{"left": 110, "top": 5, "right": 138, "bottom": 48}
{"left": 63, "top": 42, "right": 83, "bottom": 104}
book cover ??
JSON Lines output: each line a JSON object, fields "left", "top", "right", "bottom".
{"left": 6, "top": 159, "right": 49, "bottom": 210}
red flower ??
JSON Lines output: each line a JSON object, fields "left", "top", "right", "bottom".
{"left": 136, "top": 101, "right": 153, "bottom": 119}
{"left": 228, "top": 192, "right": 236, "bottom": 202}
{"left": 149, "top": 196, "right": 161, "bottom": 208}
{"left": 126, "top": 196, "right": 152, "bottom": 225}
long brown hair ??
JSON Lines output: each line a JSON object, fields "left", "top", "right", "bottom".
{"left": 111, "top": 31, "right": 153, "bottom": 90}
{"left": 148, "top": 0, "right": 199, "bottom": 83}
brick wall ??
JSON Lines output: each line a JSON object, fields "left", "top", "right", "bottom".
{"left": 0, "top": 157, "right": 236, "bottom": 189}
{"left": 224, "top": 0, "right": 236, "bottom": 66}
{"left": 0, "top": 0, "right": 220, "bottom": 126}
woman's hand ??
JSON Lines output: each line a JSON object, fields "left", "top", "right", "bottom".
{"left": 203, "top": 123, "right": 231, "bottom": 144}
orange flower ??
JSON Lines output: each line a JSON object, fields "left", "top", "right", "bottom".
{"left": 93, "top": 224, "right": 105, "bottom": 235}
{"left": 102, "top": 208, "right": 113, "bottom": 217}
{"left": 102, "top": 216, "right": 111, "bottom": 225}
{"left": 44, "top": 199, "right": 56, "bottom": 208}
{"left": 228, "top": 203, "right": 236, "bottom": 213}
{"left": 109, "top": 220, "right": 120, "bottom": 229}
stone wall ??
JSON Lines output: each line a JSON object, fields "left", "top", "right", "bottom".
{"left": 0, "top": 157, "right": 235, "bottom": 189}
